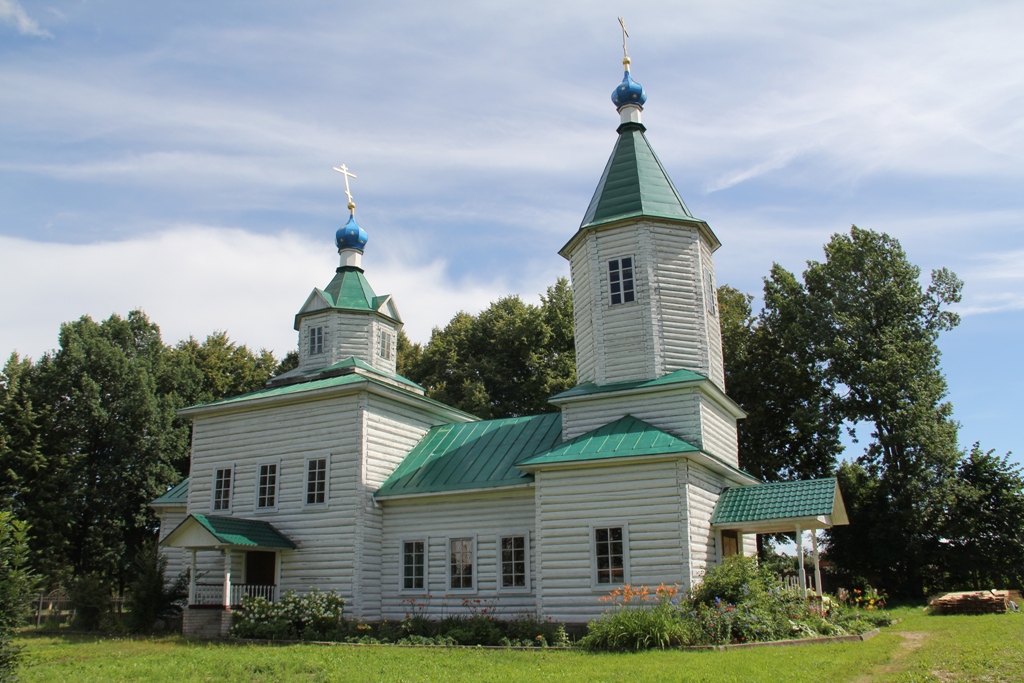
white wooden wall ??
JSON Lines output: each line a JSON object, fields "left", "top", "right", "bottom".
{"left": 685, "top": 462, "right": 726, "bottom": 588}
{"left": 379, "top": 488, "right": 538, "bottom": 620}
{"left": 559, "top": 386, "right": 702, "bottom": 444}
{"left": 155, "top": 505, "right": 190, "bottom": 584}
{"left": 297, "top": 310, "right": 399, "bottom": 375}
{"left": 698, "top": 394, "right": 740, "bottom": 466}
{"left": 697, "top": 236, "right": 726, "bottom": 390}
{"left": 534, "top": 460, "right": 689, "bottom": 623}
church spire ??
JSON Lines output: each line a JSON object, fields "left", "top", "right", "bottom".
{"left": 332, "top": 163, "right": 368, "bottom": 269}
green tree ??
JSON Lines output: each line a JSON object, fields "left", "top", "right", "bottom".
{"left": 0, "top": 354, "right": 45, "bottom": 514}
{"left": 405, "top": 278, "right": 576, "bottom": 419}
{"left": 937, "top": 444, "right": 1024, "bottom": 590}
{"left": 813, "top": 227, "right": 963, "bottom": 597}
{"left": 0, "top": 511, "right": 34, "bottom": 682}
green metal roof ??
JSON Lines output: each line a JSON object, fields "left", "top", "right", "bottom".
{"left": 179, "top": 363, "right": 473, "bottom": 419}
{"left": 549, "top": 368, "right": 707, "bottom": 401}
{"left": 375, "top": 413, "right": 563, "bottom": 498}
{"left": 518, "top": 415, "right": 698, "bottom": 468}
{"left": 150, "top": 478, "right": 189, "bottom": 506}
{"left": 710, "top": 479, "right": 840, "bottom": 525}
{"left": 580, "top": 122, "right": 692, "bottom": 230}
{"left": 295, "top": 266, "right": 401, "bottom": 328}
{"left": 268, "top": 356, "right": 423, "bottom": 392}
{"left": 187, "top": 514, "right": 296, "bottom": 549}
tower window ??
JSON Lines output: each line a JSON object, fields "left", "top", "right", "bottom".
{"left": 704, "top": 267, "right": 718, "bottom": 316}
{"left": 308, "top": 326, "right": 324, "bottom": 355}
{"left": 377, "top": 328, "right": 394, "bottom": 361}
{"left": 608, "top": 257, "right": 635, "bottom": 305}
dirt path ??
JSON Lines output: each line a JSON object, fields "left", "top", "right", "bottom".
{"left": 850, "top": 631, "right": 930, "bottom": 683}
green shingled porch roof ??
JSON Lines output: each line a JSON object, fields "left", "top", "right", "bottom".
{"left": 549, "top": 368, "right": 707, "bottom": 401}
{"left": 188, "top": 514, "right": 296, "bottom": 549}
{"left": 518, "top": 415, "right": 698, "bottom": 468}
{"left": 150, "top": 478, "right": 189, "bottom": 506}
{"left": 711, "top": 479, "right": 839, "bottom": 525}
{"left": 580, "top": 122, "right": 692, "bottom": 230}
{"left": 375, "top": 413, "right": 562, "bottom": 497}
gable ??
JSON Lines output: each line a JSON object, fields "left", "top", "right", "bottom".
{"left": 375, "top": 413, "right": 562, "bottom": 498}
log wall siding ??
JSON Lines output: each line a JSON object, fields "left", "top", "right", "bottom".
{"left": 698, "top": 236, "right": 726, "bottom": 390}
{"left": 155, "top": 506, "right": 190, "bottom": 585}
{"left": 379, "top": 489, "right": 538, "bottom": 620}
{"left": 534, "top": 461, "right": 688, "bottom": 622}
{"left": 686, "top": 462, "right": 725, "bottom": 587}
{"left": 570, "top": 239, "right": 599, "bottom": 384}
{"left": 560, "top": 387, "right": 703, "bottom": 444}
{"left": 698, "top": 395, "right": 740, "bottom": 466}
{"left": 649, "top": 222, "right": 710, "bottom": 380}
{"left": 593, "top": 226, "right": 652, "bottom": 385}
{"left": 368, "top": 320, "right": 399, "bottom": 376}
{"left": 363, "top": 396, "right": 434, "bottom": 489}
{"left": 298, "top": 311, "right": 398, "bottom": 373}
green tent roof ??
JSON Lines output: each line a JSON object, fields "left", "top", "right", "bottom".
{"left": 580, "top": 122, "right": 692, "bottom": 230}
{"left": 150, "top": 478, "right": 189, "bottom": 506}
{"left": 168, "top": 514, "right": 296, "bottom": 549}
{"left": 518, "top": 415, "right": 698, "bottom": 468}
{"left": 295, "top": 266, "right": 401, "bottom": 328}
{"left": 710, "top": 479, "right": 842, "bottom": 526}
{"left": 375, "top": 413, "right": 562, "bottom": 498}
{"left": 550, "top": 368, "right": 707, "bottom": 401}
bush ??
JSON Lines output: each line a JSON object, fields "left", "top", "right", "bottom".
{"left": 580, "top": 585, "right": 688, "bottom": 651}
{"left": 231, "top": 589, "right": 345, "bottom": 640}
{"left": 441, "top": 615, "right": 504, "bottom": 646}
{"left": 0, "top": 512, "right": 35, "bottom": 683}
{"left": 70, "top": 574, "right": 112, "bottom": 631}
{"left": 124, "top": 542, "right": 188, "bottom": 632}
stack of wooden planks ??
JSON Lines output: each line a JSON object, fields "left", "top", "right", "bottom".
{"left": 929, "top": 590, "right": 1011, "bottom": 614}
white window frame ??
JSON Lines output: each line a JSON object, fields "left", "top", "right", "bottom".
{"left": 253, "top": 459, "right": 281, "bottom": 513}
{"left": 607, "top": 256, "right": 637, "bottom": 306}
{"left": 375, "top": 325, "right": 395, "bottom": 362}
{"left": 211, "top": 465, "right": 234, "bottom": 513}
{"left": 590, "top": 521, "right": 630, "bottom": 590}
{"left": 704, "top": 267, "right": 718, "bottom": 316}
{"left": 445, "top": 534, "right": 478, "bottom": 594}
{"left": 496, "top": 530, "right": 531, "bottom": 593}
{"left": 303, "top": 456, "right": 331, "bottom": 508}
{"left": 399, "top": 537, "right": 429, "bottom": 594}
{"left": 308, "top": 325, "right": 325, "bottom": 356}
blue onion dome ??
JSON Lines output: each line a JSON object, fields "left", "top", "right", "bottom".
{"left": 335, "top": 214, "right": 368, "bottom": 252}
{"left": 611, "top": 65, "right": 647, "bottom": 109}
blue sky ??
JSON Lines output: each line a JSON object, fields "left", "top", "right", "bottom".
{"left": 1, "top": 1, "right": 1021, "bottom": 463}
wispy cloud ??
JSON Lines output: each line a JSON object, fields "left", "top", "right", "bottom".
{"left": 0, "top": 0, "right": 51, "bottom": 37}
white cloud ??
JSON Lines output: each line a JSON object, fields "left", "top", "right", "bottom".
{"left": 0, "top": 228, "right": 561, "bottom": 363}
{"left": 0, "top": 0, "right": 50, "bottom": 37}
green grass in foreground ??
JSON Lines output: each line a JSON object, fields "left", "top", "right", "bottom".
{"left": 13, "top": 607, "right": 1024, "bottom": 683}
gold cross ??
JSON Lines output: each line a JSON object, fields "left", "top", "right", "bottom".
{"left": 618, "top": 17, "right": 630, "bottom": 64}
{"left": 332, "top": 163, "right": 357, "bottom": 212}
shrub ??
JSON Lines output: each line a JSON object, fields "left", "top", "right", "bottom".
{"left": 441, "top": 615, "right": 504, "bottom": 646}
{"left": 231, "top": 589, "right": 345, "bottom": 640}
{"left": 579, "top": 584, "right": 687, "bottom": 651}
{"left": 124, "top": 542, "right": 188, "bottom": 632}
{"left": 70, "top": 574, "right": 112, "bottom": 631}
{"left": 0, "top": 512, "right": 35, "bottom": 683}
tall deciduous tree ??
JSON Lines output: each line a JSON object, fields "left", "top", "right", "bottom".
{"left": 401, "top": 278, "right": 575, "bottom": 419}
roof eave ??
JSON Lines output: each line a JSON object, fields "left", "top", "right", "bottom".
{"left": 374, "top": 481, "right": 534, "bottom": 502}
{"left": 558, "top": 214, "right": 722, "bottom": 261}
{"left": 713, "top": 514, "right": 838, "bottom": 534}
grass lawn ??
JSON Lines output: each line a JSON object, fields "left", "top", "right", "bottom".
{"left": 13, "top": 607, "right": 1023, "bottom": 683}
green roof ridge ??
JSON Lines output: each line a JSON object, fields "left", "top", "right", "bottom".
{"left": 581, "top": 122, "right": 692, "bottom": 229}
{"left": 376, "top": 413, "right": 563, "bottom": 497}
{"left": 518, "top": 414, "right": 698, "bottom": 468}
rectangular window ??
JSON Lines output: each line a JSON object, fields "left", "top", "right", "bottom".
{"left": 257, "top": 463, "right": 278, "bottom": 509}
{"left": 500, "top": 535, "right": 527, "bottom": 588}
{"left": 704, "top": 267, "right": 718, "bottom": 316}
{"left": 308, "top": 326, "right": 324, "bottom": 355}
{"left": 377, "top": 328, "right": 393, "bottom": 361}
{"left": 403, "top": 540, "right": 425, "bottom": 590}
{"left": 449, "top": 537, "right": 474, "bottom": 590}
{"left": 608, "top": 257, "right": 635, "bottom": 305}
{"left": 305, "top": 458, "right": 328, "bottom": 505}
{"left": 594, "top": 526, "right": 625, "bottom": 585}
{"left": 213, "top": 468, "right": 232, "bottom": 511}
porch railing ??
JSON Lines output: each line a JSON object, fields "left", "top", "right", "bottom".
{"left": 191, "top": 583, "right": 277, "bottom": 607}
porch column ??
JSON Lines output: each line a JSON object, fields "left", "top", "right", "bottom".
{"left": 795, "top": 525, "right": 806, "bottom": 598}
{"left": 274, "top": 551, "right": 282, "bottom": 602}
{"left": 189, "top": 549, "right": 197, "bottom": 604}
{"left": 812, "top": 531, "right": 822, "bottom": 596}
{"left": 222, "top": 549, "right": 232, "bottom": 609}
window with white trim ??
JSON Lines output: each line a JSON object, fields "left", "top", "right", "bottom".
{"left": 376, "top": 328, "right": 394, "bottom": 361}
{"left": 402, "top": 540, "right": 426, "bottom": 590}
{"left": 256, "top": 463, "right": 278, "bottom": 509}
{"left": 449, "top": 537, "right": 474, "bottom": 590}
{"left": 704, "top": 267, "right": 718, "bottom": 316}
{"left": 594, "top": 526, "right": 625, "bottom": 585}
{"left": 608, "top": 257, "right": 635, "bottom": 305}
{"left": 213, "top": 468, "right": 232, "bottom": 511}
{"left": 500, "top": 535, "right": 527, "bottom": 589}
{"left": 308, "top": 326, "right": 324, "bottom": 355}
{"left": 305, "top": 458, "right": 328, "bottom": 505}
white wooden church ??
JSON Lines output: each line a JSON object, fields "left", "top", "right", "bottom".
{"left": 153, "top": 54, "right": 847, "bottom": 638}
